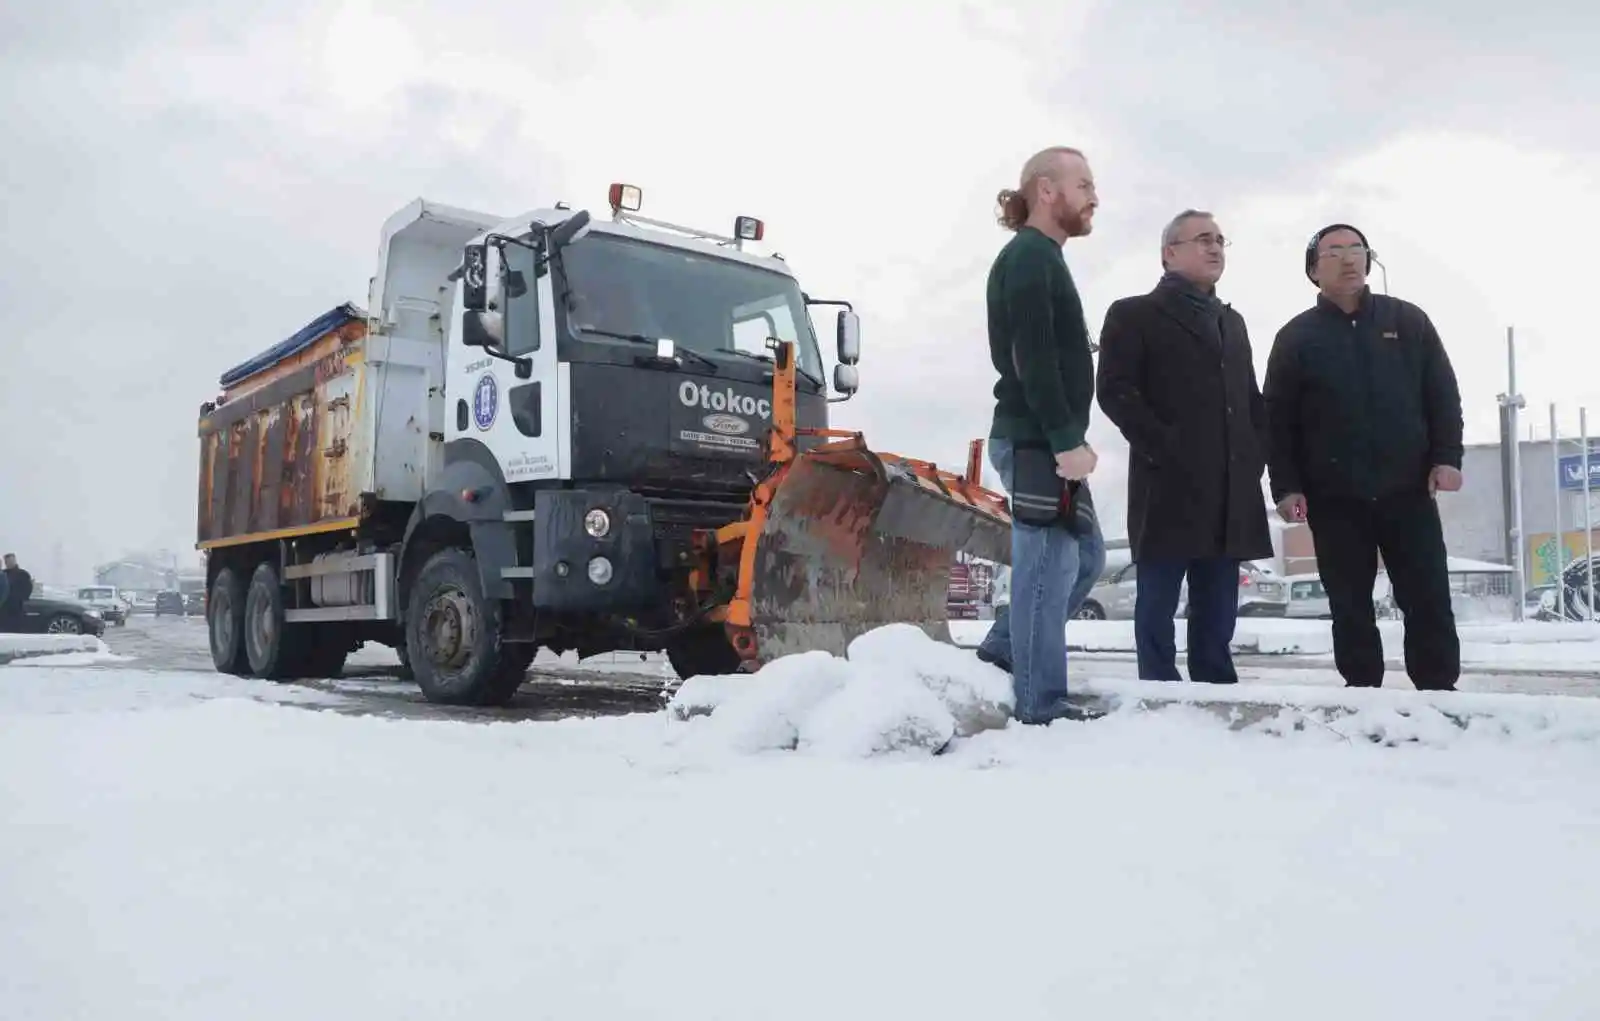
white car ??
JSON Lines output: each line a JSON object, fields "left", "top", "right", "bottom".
{"left": 1283, "top": 574, "right": 1331, "bottom": 619}
{"left": 75, "top": 585, "right": 130, "bottom": 627}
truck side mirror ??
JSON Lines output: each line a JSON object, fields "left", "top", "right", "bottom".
{"left": 462, "top": 243, "right": 489, "bottom": 312}
{"left": 836, "top": 310, "right": 861, "bottom": 364}
{"left": 833, "top": 363, "right": 859, "bottom": 395}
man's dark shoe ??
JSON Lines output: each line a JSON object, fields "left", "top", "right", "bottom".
{"left": 1017, "top": 695, "right": 1105, "bottom": 725}
{"left": 975, "top": 646, "right": 1012, "bottom": 673}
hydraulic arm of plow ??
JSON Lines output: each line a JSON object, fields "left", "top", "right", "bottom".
{"left": 696, "top": 339, "right": 1015, "bottom": 669}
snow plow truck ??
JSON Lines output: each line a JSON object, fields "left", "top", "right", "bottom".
{"left": 195, "top": 184, "right": 1014, "bottom": 705}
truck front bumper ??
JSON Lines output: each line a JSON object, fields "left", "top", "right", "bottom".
{"left": 525, "top": 488, "right": 671, "bottom": 614}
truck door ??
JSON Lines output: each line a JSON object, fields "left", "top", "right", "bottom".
{"left": 448, "top": 242, "right": 565, "bottom": 481}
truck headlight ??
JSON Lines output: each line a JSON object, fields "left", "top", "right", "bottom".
{"left": 584, "top": 508, "right": 611, "bottom": 538}
{"left": 587, "top": 556, "right": 613, "bottom": 586}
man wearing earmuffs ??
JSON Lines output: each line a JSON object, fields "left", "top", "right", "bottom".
{"left": 1261, "top": 224, "right": 1464, "bottom": 691}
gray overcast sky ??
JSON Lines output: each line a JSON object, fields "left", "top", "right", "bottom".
{"left": 3, "top": 0, "right": 1596, "bottom": 584}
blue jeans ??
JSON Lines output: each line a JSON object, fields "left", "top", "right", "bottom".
{"left": 1133, "top": 556, "right": 1241, "bottom": 683}
{"left": 976, "top": 438, "right": 1107, "bottom": 722}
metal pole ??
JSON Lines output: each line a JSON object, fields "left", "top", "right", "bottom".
{"left": 1552, "top": 404, "right": 1565, "bottom": 620}
{"left": 1584, "top": 406, "right": 1595, "bottom": 621}
{"left": 1503, "top": 327, "right": 1527, "bottom": 618}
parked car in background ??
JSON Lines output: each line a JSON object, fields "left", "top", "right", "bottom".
{"left": 1283, "top": 574, "right": 1331, "bottom": 619}
{"left": 7, "top": 593, "right": 108, "bottom": 636}
{"left": 1237, "top": 562, "right": 1287, "bottom": 617}
{"left": 1081, "top": 560, "right": 1286, "bottom": 621}
{"left": 75, "top": 586, "right": 130, "bottom": 627}
{"left": 154, "top": 590, "right": 186, "bottom": 617}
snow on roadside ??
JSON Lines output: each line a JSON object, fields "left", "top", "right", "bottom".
{"left": 948, "top": 618, "right": 1600, "bottom": 668}
{"left": 668, "top": 624, "right": 1600, "bottom": 757}
{"left": 0, "top": 633, "right": 107, "bottom": 664}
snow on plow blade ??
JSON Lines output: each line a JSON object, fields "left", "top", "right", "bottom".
{"left": 737, "top": 439, "right": 1013, "bottom": 663}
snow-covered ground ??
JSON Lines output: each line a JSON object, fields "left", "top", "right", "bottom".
{"left": 950, "top": 618, "right": 1600, "bottom": 672}
{"left": 5, "top": 623, "right": 1600, "bottom": 1019}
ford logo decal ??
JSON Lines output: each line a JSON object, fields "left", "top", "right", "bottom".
{"left": 703, "top": 413, "right": 749, "bottom": 436}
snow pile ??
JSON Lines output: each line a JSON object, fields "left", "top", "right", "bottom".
{"left": 0, "top": 633, "right": 109, "bottom": 665}
{"left": 668, "top": 623, "right": 1014, "bottom": 757}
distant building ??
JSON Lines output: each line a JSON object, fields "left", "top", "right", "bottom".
{"left": 94, "top": 554, "right": 179, "bottom": 592}
{"left": 1438, "top": 439, "right": 1600, "bottom": 589}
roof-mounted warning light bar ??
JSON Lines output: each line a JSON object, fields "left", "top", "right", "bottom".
{"left": 606, "top": 181, "right": 768, "bottom": 251}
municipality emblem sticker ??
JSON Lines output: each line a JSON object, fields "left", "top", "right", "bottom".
{"left": 472, "top": 372, "right": 499, "bottom": 431}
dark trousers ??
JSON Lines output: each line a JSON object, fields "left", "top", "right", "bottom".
{"left": 1307, "top": 490, "right": 1460, "bottom": 690}
{"left": 1134, "top": 557, "right": 1241, "bottom": 683}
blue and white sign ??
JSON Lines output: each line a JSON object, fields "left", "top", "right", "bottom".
{"left": 1559, "top": 448, "right": 1600, "bottom": 491}
{"left": 472, "top": 372, "right": 499, "bottom": 431}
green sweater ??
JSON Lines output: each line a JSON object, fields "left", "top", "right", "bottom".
{"left": 986, "top": 226, "right": 1094, "bottom": 454}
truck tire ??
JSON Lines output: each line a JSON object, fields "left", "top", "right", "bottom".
{"left": 243, "top": 561, "right": 307, "bottom": 680}
{"left": 666, "top": 625, "right": 744, "bottom": 680}
{"left": 208, "top": 566, "right": 251, "bottom": 675}
{"left": 406, "top": 547, "right": 525, "bottom": 706}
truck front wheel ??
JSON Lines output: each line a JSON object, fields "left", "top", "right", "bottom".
{"left": 406, "top": 548, "right": 525, "bottom": 706}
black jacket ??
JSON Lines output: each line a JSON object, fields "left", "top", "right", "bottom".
{"left": 1096, "top": 278, "right": 1274, "bottom": 563}
{"left": 1263, "top": 289, "right": 1463, "bottom": 502}
{"left": 1, "top": 566, "right": 31, "bottom": 614}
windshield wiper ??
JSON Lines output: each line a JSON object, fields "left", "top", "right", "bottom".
{"left": 724, "top": 346, "right": 824, "bottom": 387}
{"left": 581, "top": 328, "right": 719, "bottom": 373}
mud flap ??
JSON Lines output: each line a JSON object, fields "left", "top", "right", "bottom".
{"left": 742, "top": 446, "right": 1013, "bottom": 663}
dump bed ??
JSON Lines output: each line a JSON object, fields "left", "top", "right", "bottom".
{"left": 196, "top": 302, "right": 437, "bottom": 546}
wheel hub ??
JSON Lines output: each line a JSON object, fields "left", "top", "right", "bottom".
{"left": 422, "top": 589, "right": 477, "bottom": 671}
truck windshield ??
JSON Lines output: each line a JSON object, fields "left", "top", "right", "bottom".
{"left": 560, "top": 233, "right": 826, "bottom": 383}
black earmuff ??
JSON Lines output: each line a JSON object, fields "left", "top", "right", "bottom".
{"left": 1304, "top": 222, "right": 1373, "bottom": 283}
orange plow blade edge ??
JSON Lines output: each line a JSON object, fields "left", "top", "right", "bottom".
{"left": 721, "top": 436, "right": 1014, "bottom": 665}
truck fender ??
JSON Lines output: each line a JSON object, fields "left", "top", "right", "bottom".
{"left": 399, "top": 442, "right": 517, "bottom": 602}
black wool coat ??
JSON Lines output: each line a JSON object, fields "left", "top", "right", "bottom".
{"left": 1095, "top": 283, "right": 1274, "bottom": 564}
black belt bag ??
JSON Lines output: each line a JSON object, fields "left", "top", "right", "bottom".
{"left": 1008, "top": 443, "right": 1098, "bottom": 536}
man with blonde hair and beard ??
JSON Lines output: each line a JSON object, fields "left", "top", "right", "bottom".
{"left": 974, "top": 146, "right": 1107, "bottom": 725}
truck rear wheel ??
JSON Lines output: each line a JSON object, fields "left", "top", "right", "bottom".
{"left": 244, "top": 561, "right": 307, "bottom": 680}
{"left": 406, "top": 548, "right": 525, "bottom": 706}
{"left": 208, "top": 566, "right": 250, "bottom": 676}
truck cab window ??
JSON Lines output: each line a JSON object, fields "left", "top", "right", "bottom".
{"left": 731, "top": 302, "right": 799, "bottom": 361}
{"left": 560, "top": 233, "right": 825, "bottom": 382}
{"left": 503, "top": 243, "right": 540, "bottom": 356}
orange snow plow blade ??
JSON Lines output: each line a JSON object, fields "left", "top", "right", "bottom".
{"left": 707, "top": 341, "right": 1013, "bottom": 667}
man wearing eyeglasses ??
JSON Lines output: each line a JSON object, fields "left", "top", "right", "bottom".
{"left": 1096, "top": 209, "right": 1273, "bottom": 683}
{"left": 1262, "top": 223, "right": 1464, "bottom": 691}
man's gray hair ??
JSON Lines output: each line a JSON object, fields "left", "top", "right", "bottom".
{"left": 1160, "top": 209, "right": 1215, "bottom": 268}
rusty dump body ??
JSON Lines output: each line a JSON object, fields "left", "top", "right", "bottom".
{"left": 197, "top": 305, "right": 369, "bottom": 546}
{"left": 703, "top": 342, "right": 1014, "bottom": 667}
{"left": 196, "top": 301, "right": 434, "bottom": 549}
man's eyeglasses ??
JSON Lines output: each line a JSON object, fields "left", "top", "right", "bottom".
{"left": 1318, "top": 244, "right": 1371, "bottom": 261}
{"left": 1172, "top": 232, "right": 1230, "bottom": 249}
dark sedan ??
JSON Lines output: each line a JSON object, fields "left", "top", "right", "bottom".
{"left": 5, "top": 594, "right": 108, "bottom": 637}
